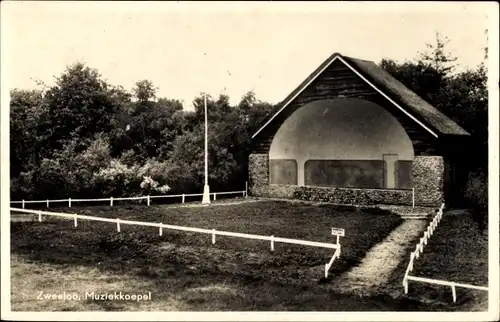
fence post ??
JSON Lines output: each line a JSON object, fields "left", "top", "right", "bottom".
{"left": 22, "top": 200, "right": 25, "bottom": 209}
{"left": 47, "top": 199, "right": 49, "bottom": 208}
{"left": 38, "top": 211, "right": 42, "bottom": 222}
{"left": 404, "top": 278, "right": 408, "bottom": 294}
{"left": 451, "top": 283, "right": 457, "bottom": 302}
{"left": 245, "top": 181, "right": 248, "bottom": 198}
{"left": 412, "top": 187, "right": 415, "bottom": 209}
{"left": 110, "top": 197, "right": 114, "bottom": 207}
{"left": 116, "top": 218, "right": 120, "bottom": 232}
{"left": 69, "top": 198, "right": 71, "bottom": 208}
{"left": 182, "top": 194, "right": 185, "bottom": 204}
{"left": 159, "top": 224, "right": 163, "bottom": 236}
{"left": 212, "top": 229, "right": 216, "bottom": 244}
{"left": 270, "top": 235, "right": 275, "bottom": 251}
{"left": 325, "top": 264, "right": 328, "bottom": 278}
{"left": 213, "top": 193, "right": 217, "bottom": 201}
{"left": 147, "top": 195, "right": 151, "bottom": 207}
{"left": 74, "top": 213, "right": 78, "bottom": 227}
{"left": 409, "top": 252, "right": 414, "bottom": 271}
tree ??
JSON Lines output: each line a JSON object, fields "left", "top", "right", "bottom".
{"left": 9, "top": 89, "right": 47, "bottom": 177}
{"left": 238, "top": 91, "right": 274, "bottom": 132}
{"left": 115, "top": 96, "right": 185, "bottom": 160}
{"left": 437, "top": 64, "right": 488, "bottom": 168}
{"left": 108, "top": 85, "right": 133, "bottom": 113}
{"left": 41, "top": 62, "right": 121, "bottom": 154}
{"left": 155, "top": 98, "right": 185, "bottom": 159}
{"left": 107, "top": 85, "right": 135, "bottom": 157}
{"left": 483, "top": 29, "right": 489, "bottom": 60}
{"left": 130, "top": 80, "right": 159, "bottom": 118}
{"left": 380, "top": 59, "right": 445, "bottom": 106}
{"left": 132, "top": 80, "right": 157, "bottom": 103}
{"left": 417, "top": 31, "right": 458, "bottom": 75}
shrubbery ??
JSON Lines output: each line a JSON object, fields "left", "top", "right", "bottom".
{"left": 10, "top": 134, "right": 179, "bottom": 199}
{"left": 465, "top": 170, "right": 488, "bottom": 230}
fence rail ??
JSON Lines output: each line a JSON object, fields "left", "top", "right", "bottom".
{"left": 405, "top": 275, "right": 488, "bottom": 302}
{"left": 10, "top": 186, "right": 248, "bottom": 209}
{"left": 10, "top": 206, "right": 343, "bottom": 278}
{"left": 402, "top": 204, "right": 488, "bottom": 302}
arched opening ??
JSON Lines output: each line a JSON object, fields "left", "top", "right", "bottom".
{"left": 269, "top": 98, "right": 414, "bottom": 189}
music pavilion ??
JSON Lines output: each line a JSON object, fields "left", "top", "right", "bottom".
{"left": 249, "top": 53, "right": 470, "bottom": 207}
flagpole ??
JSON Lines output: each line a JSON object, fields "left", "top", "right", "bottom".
{"left": 202, "top": 93, "right": 211, "bottom": 204}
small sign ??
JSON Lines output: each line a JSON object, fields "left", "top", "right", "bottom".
{"left": 331, "top": 227, "right": 345, "bottom": 237}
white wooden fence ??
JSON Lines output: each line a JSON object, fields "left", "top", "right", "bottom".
{"left": 10, "top": 206, "right": 344, "bottom": 278}
{"left": 10, "top": 184, "right": 248, "bottom": 209}
{"left": 402, "top": 204, "right": 488, "bottom": 302}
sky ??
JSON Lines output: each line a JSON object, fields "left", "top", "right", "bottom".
{"left": 2, "top": 1, "right": 492, "bottom": 110}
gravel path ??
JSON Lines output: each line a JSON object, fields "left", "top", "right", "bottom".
{"left": 330, "top": 219, "right": 428, "bottom": 295}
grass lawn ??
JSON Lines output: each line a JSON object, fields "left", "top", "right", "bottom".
{"left": 404, "top": 211, "right": 489, "bottom": 310}
{"left": 11, "top": 254, "right": 436, "bottom": 312}
{"left": 9, "top": 200, "right": 449, "bottom": 311}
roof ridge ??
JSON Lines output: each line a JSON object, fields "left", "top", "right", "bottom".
{"left": 342, "top": 55, "right": 375, "bottom": 64}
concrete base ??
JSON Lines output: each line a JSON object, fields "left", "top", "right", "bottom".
{"left": 202, "top": 185, "right": 211, "bottom": 204}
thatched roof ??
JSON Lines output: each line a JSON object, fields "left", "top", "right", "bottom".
{"left": 343, "top": 55, "right": 470, "bottom": 136}
{"left": 252, "top": 52, "right": 470, "bottom": 139}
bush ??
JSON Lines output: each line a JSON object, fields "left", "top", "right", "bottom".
{"left": 10, "top": 131, "right": 181, "bottom": 199}
{"left": 92, "top": 158, "right": 176, "bottom": 197}
{"left": 27, "top": 135, "right": 114, "bottom": 199}
{"left": 92, "top": 160, "right": 141, "bottom": 197}
{"left": 73, "top": 134, "right": 113, "bottom": 197}
{"left": 10, "top": 173, "right": 33, "bottom": 200}
{"left": 161, "top": 164, "right": 201, "bottom": 194}
{"left": 36, "top": 158, "right": 77, "bottom": 199}
{"left": 465, "top": 169, "right": 488, "bottom": 230}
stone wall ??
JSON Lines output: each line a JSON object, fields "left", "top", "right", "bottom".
{"left": 248, "top": 153, "right": 269, "bottom": 195}
{"left": 412, "top": 156, "right": 444, "bottom": 207}
{"left": 267, "top": 184, "right": 413, "bottom": 206}
{"left": 248, "top": 153, "right": 445, "bottom": 207}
